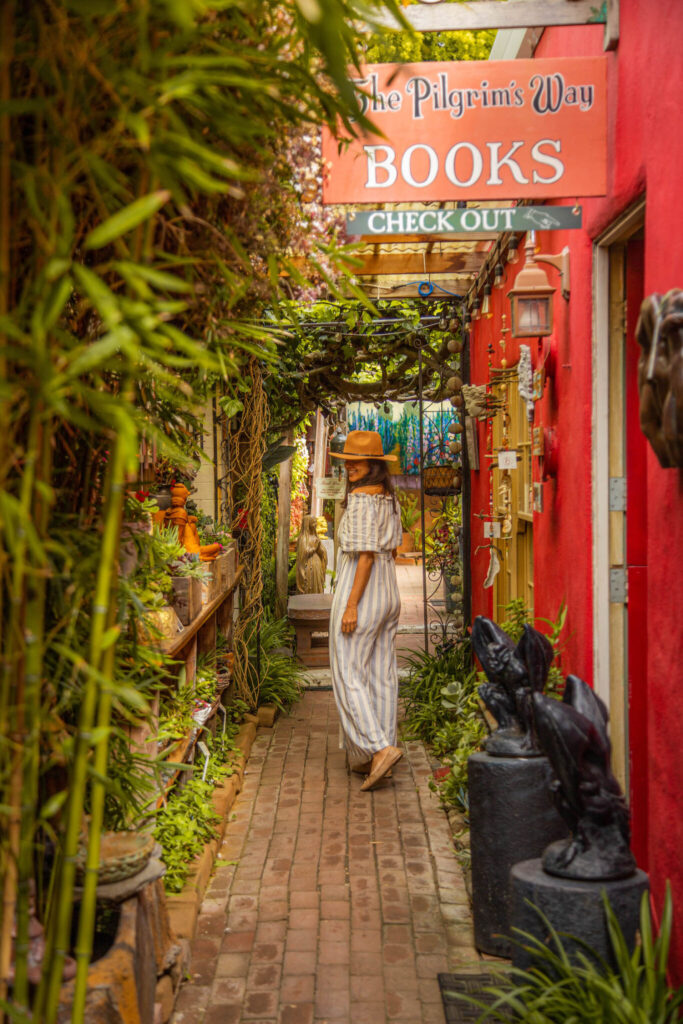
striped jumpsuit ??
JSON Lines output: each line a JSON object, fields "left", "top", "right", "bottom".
{"left": 330, "top": 492, "right": 403, "bottom": 768}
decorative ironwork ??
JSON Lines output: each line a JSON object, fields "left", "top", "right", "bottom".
{"left": 417, "top": 305, "right": 467, "bottom": 652}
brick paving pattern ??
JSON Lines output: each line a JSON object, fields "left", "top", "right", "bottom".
{"left": 172, "top": 691, "right": 479, "bottom": 1024}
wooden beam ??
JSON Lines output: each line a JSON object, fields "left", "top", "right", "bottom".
{"left": 354, "top": 252, "right": 484, "bottom": 276}
{"left": 355, "top": 232, "right": 499, "bottom": 244}
{"left": 362, "top": 280, "right": 471, "bottom": 299}
{"left": 373, "top": 0, "right": 603, "bottom": 33}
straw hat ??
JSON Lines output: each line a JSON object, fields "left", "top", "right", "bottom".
{"left": 329, "top": 430, "right": 397, "bottom": 462}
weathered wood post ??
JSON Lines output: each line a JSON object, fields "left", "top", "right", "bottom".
{"left": 275, "top": 429, "right": 293, "bottom": 618}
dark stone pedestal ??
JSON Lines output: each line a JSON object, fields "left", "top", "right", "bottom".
{"left": 510, "top": 858, "right": 649, "bottom": 969}
{"left": 468, "top": 752, "right": 568, "bottom": 957}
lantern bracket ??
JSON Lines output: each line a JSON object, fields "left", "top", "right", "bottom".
{"left": 534, "top": 246, "right": 571, "bottom": 301}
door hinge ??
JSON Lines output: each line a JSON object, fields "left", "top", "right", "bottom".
{"left": 609, "top": 477, "right": 627, "bottom": 511}
{"left": 609, "top": 567, "right": 628, "bottom": 603}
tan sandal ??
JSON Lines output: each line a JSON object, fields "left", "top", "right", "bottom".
{"left": 360, "top": 746, "right": 403, "bottom": 791}
{"left": 351, "top": 761, "right": 392, "bottom": 779}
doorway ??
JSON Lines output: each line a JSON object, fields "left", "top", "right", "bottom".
{"left": 492, "top": 376, "right": 534, "bottom": 622}
{"left": 593, "top": 199, "right": 647, "bottom": 864}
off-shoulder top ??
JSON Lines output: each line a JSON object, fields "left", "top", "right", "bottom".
{"left": 338, "top": 492, "right": 403, "bottom": 555}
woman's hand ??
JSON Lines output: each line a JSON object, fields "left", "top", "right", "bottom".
{"left": 342, "top": 603, "right": 358, "bottom": 634}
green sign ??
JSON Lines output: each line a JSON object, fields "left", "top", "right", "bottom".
{"left": 346, "top": 205, "right": 582, "bottom": 236}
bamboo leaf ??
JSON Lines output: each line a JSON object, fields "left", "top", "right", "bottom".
{"left": 113, "top": 261, "right": 193, "bottom": 293}
{"left": 84, "top": 191, "right": 171, "bottom": 250}
{"left": 39, "top": 792, "right": 67, "bottom": 821}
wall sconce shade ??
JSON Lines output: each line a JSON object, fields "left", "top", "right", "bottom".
{"left": 494, "top": 262, "right": 505, "bottom": 289}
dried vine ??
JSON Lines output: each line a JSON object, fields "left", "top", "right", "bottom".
{"left": 229, "top": 360, "right": 269, "bottom": 709}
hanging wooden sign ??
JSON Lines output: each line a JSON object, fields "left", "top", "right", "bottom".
{"left": 323, "top": 57, "right": 607, "bottom": 204}
{"left": 346, "top": 204, "right": 582, "bottom": 236}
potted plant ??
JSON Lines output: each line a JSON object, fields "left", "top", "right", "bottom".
{"left": 169, "top": 553, "right": 210, "bottom": 625}
{"left": 129, "top": 525, "right": 185, "bottom": 640}
{"left": 120, "top": 492, "right": 159, "bottom": 576}
{"left": 396, "top": 491, "right": 421, "bottom": 556}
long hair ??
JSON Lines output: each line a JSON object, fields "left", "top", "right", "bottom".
{"left": 343, "top": 459, "right": 397, "bottom": 509}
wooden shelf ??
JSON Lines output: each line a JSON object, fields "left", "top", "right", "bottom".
{"left": 162, "top": 566, "right": 243, "bottom": 658}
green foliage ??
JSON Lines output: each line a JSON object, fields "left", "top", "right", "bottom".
{"left": 430, "top": 680, "right": 486, "bottom": 814}
{"left": 455, "top": 887, "right": 683, "bottom": 1023}
{"left": 363, "top": 0, "right": 495, "bottom": 65}
{"left": 261, "top": 471, "right": 279, "bottom": 616}
{"left": 127, "top": 525, "right": 185, "bottom": 609}
{"left": 397, "top": 490, "right": 421, "bottom": 533}
{"left": 400, "top": 639, "right": 473, "bottom": 746}
{"left": 245, "top": 614, "right": 305, "bottom": 712}
{"left": 155, "top": 733, "right": 238, "bottom": 894}
{"left": 364, "top": 27, "right": 496, "bottom": 65}
{"left": 501, "top": 598, "right": 532, "bottom": 643}
{"left": 501, "top": 599, "right": 568, "bottom": 695}
{"left": 266, "top": 297, "right": 463, "bottom": 428}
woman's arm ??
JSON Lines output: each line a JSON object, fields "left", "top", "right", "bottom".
{"left": 342, "top": 552, "right": 375, "bottom": 633}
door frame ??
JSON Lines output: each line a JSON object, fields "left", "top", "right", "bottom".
{"left": 592, "top": 197, "right": 645, "bottom": 778}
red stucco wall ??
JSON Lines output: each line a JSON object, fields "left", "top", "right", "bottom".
{"left": 469, "top": 3, "right": 683, "bottom": 976}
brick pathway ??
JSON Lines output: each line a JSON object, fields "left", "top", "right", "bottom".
{"left": 172, "top": 692, "right": 479, "bottom": 1024}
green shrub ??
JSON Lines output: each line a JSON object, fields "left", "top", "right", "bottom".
{"left": 452, "top": 886, "right": 683, "bottom": 1023}
{"left": 155, "top": 733, "right": 239, "bottom": 893}
{"left": 400, "top": 641, "right": 470, "bottom": 745}
{"left": 245, "top": 613, "right": 305, "bottom": 711}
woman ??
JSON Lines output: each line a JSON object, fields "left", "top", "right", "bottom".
{"left": 329, "top": 430, "right": 404, "bottom": 791}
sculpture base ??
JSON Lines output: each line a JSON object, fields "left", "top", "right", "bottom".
{"left": 468, "top": 753, "right": 568, "bottom": 957}
{"left": 510, "top": 858, "right": 649, "bottom": 970}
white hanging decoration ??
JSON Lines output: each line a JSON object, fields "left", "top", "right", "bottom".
{"left": 518, "top": 345, "right": 534, "bottom": 420}
{"left": 483, "top": 546, "right": 501, "bottom": 588}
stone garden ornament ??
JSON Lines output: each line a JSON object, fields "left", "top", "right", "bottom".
{"left": 532, "top": 676, "right": 636, "bottom": 881}
{"left": 472, "top": 616, "right": 554, "bottom": 757}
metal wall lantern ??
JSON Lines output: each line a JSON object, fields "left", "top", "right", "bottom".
{"left": 507, "top": 232, "right": 570, "bottom": 338}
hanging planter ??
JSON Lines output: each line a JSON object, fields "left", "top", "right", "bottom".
{"left": 423, "top": 464, "right": 457, "bottom": 496}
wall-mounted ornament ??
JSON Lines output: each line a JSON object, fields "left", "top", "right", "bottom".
{"left": 532, "top": 367, "right": 545, "bottom": 401}
{"left": 635, "top": 289, "right": 683, "bottom": 468}
{"left": 464, "top": 416, "right": 479, "bottom": 469}
{"left": 533, "top": 481, "right": 544, "bottom": 513}
{"left": 532, "top": 426, "right": 544, "bottom": 457}
{"left": 462, "top": 384, "right": 504, "bottom": 420}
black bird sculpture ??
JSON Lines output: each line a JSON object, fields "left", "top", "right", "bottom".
{"left": 472, "top": 616, "right": 554, "bottom": 757}
{"left": 532, "top": 676, "right": 635, "bottom": 880}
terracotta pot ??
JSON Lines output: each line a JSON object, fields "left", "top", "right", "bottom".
{"left": 397, "top": 530, "right": 415, "bottom": 555}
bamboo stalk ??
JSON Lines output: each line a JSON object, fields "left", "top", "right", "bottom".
{"left": 13, "top": 419, "right": 51, "bottom": 1011}
{"left": 36, "top": 432, "right": 127, "bottom": 1024}
{"left": 1, "top": 405, "right": 41, "bottom": 1014}
{"left": 0, "top": 0, "right": 16, "bottom": 999}
{"left": 71, "top": 409, "right": 129, "bottom": 1018}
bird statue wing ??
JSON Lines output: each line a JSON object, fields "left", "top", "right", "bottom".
{"left": 516, "top": 624, "right": 554, "bottom": 692}
{"left": 532, "top": 692, "right": 598, "bottom": 822}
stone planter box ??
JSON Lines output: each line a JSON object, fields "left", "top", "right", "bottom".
{"left": 171, "top": 577, "right": 202, "bottom": 626}
{"left": 58, "top": 877, "right": 186, "bottom": 1024}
